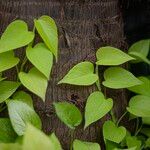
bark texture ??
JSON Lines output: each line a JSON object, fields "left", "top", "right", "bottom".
{"left": 0, "top": 0, "right": 127, "bottom": 149}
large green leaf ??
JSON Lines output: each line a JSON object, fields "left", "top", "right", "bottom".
{"left": 0, "top": 51, "right": 19, "bottom": 72}
{"left": 103, "top": 67, "right": 142, "bottom": 89}
{"left": 23, "top": 124, "right": 54, "bottom": 150}
{"left": 34, "top": 16, "right": 58, "bottom": 59}
{"left": 0, "top": 118, "right": 17, "bottom": 143}
{"left": 0, "top": 143, "right": 22, "bottom": 150}
{"left": 0, "top": 20, "right": 34, "bottom": 53}
{"left": 0, "top": 81, "right": 20, "bottom": 103}
{"left": 26, "top": 43, "right": 53, "bottom": 79}
{"left": 58, "top": 62, "right": 98, "bottom": 86}
{"left": 84, "top": 91, "right": 113, "bottom": 128}
{"left": 54, "top": 102, "right": 82, "bottom": 129}
{"left": 73, "top": 139, "right": 101, "bottom": 150}
{"left": 127, "top": 95, "right": 150, "bottom": 117}
{"left": 103, "top": 120, "right": 126, "bottom": 144}
{"left": 8, "top": 100, "right": 41, "bottom": 136}
{"left": 128, "top": 39, "right": 150, "bottom": 64}
{"left": 96, "top": 46, "right": 134, "bottom": 66}
{"left": 19, "top": 67, "right": 48, "bottom": 101}
{"left": 128, "top": 76, "right": 150, "bottom": 97}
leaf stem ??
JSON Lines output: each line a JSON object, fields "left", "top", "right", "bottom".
{"left": 116, "top": 111, "right": 128, "bottom": 126}
{"left": 70, "top": 129, "right": 75, "bottom": 150}
{"left": 95, "top": 65, "right": 101, "bottom": 91}
{"left": 110, "top": 110, "right": 117, "bottom": 124}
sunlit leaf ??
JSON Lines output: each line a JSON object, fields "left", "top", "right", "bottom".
{"left": 0, "top": 20, "right": 34, "bottom": 53}
{"left": 58, "top": 62, "right": 98, "bottom": 86}
{"left": 0, "top": 143, "right": 22, "bottom": 150}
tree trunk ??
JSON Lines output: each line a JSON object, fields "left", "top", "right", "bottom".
{"left": 0, "top": 0, "right": 127, "bottom": 149}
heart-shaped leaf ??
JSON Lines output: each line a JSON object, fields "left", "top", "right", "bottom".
{"left": 73, "top": 139, "right": 101, "bottom": 150}
{"left": 0, "top": 20, "right": 34, "bottom": 53}
{"left": 0, "top": 81, "right": 20, "bottom": 103}
{"left": 84, "top": 91, "right": 113, "bottom": 128}
{"left": 96, "top": 46, "right": 134, "bottom": 66}
{"left": 8, "top": 100, "right": 42, "bottom": 136}
{"left": 26, "top": 43, "right": 53, "bottom": 79}
{"left": 0, "top": 51, "right": 19, "bottom": 72}
{"left": 34, "top": 16, "right": 58, "bottom": 59}
{"left": 103, "top": 120, "right": 126, "bottom": 143}
{"left": 0, "top": 143, "right": 22, "bottom": 150}
{"left": 0, "top": 118, "right": 17, "bottom": 143}
{"left": 23, "top": 124, "right": 54, "bottom": 150}
{"left": 128, "top": 76, "right": 150, "bottom": 97}
{"left": 128, "top": 40, "right": 150, "bottom": 64}
{"left": 58, "top": 62, "right": 98, "bottom": 86}
{"left": 54, "top": 102, "right": 82, "bottom": 129}
{"left": 103, "top": 67, "right": 142, "bottom": 89}
{"left": 19, "top": 67, "right": 48, "bottom": 101}
{"left": 127, "top": 95, "right": 150, "bottom": 117}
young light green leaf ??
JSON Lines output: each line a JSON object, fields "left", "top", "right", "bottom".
{"left": 34, "top": 16, "right": 58, "bottom": 59}
{"left": 0, "top": 143, "right": 22, "bottom": 150}
{"left": 127, "top": 95, "right": 150, "bottom": 117}
{"left": 128, "top": 76, "right": 150, "bottom": 97}
{"left": 13, "top": 91, "right": 33, "bottom": 108}
{"left": 8, "top": 100, "right": 41, "bottom": 136}
{"left": 73, "top": 139, "right": 101, "bottom": 150}
{"left": 54, "top": 102, "right": 82, "bottom": 129}
{"left": 19, "top": 67, "right": 48, "bottom": 101}
{"left": 0, "top": 81, "right": 20, "bottom": 103}
{"left": 58, "top": 62, "right": 98, "bottom": 86}
{"left": 0, "top": 118, "right": 17, "bottom": 143}
{"left": 103, "top": 67, "right": 142, "bottom": 89}
{"left": 103, "top": 120, "right": 126, "bottom": 143}
{"left": 0, "top": 51, "right": 19, "bottom": 72}
{"left": 128, "top": 39, "right": 150, "bottom": 64}
{"left": 96, "top": 46, "right": 134, "bottom": 66}
{"left": 0, "top": 20, "right": 34, "bottom": 53}
{"left": 142, "top": 117, "right": 150, "bottom": 125}
{"left": 84, "top": 91, "right": 113, "bottom": 129}
{"left": 23, "top": 124, "right": 54, "bottom": 150}
{"left": 26, "top": 43, "right": 53, "bottom": 79}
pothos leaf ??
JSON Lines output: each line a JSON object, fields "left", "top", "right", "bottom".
{"left": 0, "top": 20, "right": 34, "bottom": 53}
{"left": 103, "top": 120, "right": 126, "bottom": 144}
{"left": 19, "top": 67, "right": 48, "bottom": 101}
{"left": 0, "top": 143, "right": 22, "bottom": 150}
{"left": 127, "top": 95, "right": 150, "bottom": 117}
{"left": 73, "top": 139, "right": 101, "bottom": 150}
{"left": 142, "top": 117, "right": 150, "bottom": 125}
{"left": 34, "top": 16, "right": 58, "bottom": 59}
{"left": 26, "top": 43, "right": 53, "bottom": 79}
{"left": 0, "top": 51, "right": 20, "bottom": 72}
{"left": 58, "top": 62, "right": 98, "bottom": 86}
{"left": 96, "top": 46, "right": 134, "bottom": 66}
{"left": 102, "top": 67, "right": 142, "bottom": 89}
{"left": 54, "top": 102, "right": 82, "bottom": 129}
{"left": 84, "top": 91, "right": 113, "bottom": 129}
{"left": 8, "top": 100, "right": 42, "bottom": 136}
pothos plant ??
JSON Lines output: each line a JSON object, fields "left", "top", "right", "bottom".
{"left": 0, "top": 15, "right": 149, "bottom": 150}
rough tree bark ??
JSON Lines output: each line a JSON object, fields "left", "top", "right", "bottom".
{"left": 0, "top": 0, "right": 127, "bottom": 149}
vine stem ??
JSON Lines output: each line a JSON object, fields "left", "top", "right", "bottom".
{"left": 116, "top": 111, "right": 128, "bottom": 126}
{"left": 95, "top": 65, "right": 101, "bottom": 91}
{"left": 70, "top": 129, "right": 75, "bottom": 150}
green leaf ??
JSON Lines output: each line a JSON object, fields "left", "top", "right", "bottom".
{"left": 0, "top": 20, "right": 34, "bottom": 53}
{"left": 96, "top": 46, "right": 134, "bottom": 66}
{"left": 13, "top": 91, "right": 33, "bottom": 108}
{"left": 0, "top": 118, "right": 17, "bottom": 143}
{"left": 0, "top": 51, "right": 19, "bottom": 72}
{"left": 49, "top": 133, "right": 62, "bottom": 150}
{"left": 128, "top": 39, "right": 150, "bottom": 64}
{"left": 142, "top": 117, "right": 150, "bottom": 125}
{"left": 19, "top": 67, "right": 48, "bottom": 101}
{"left": 8, "top": 100, "right": 41, "bottom": 136}
{"left": 0, "top": 143, "right": 22, "bottom": 150}
{"left": 26, "top": 43, "right": 53, "bottom": 79}
{"left": 84, "top": 91, "right": 113, "bottom": 128}
{"left": 73, "top": 139, "right": 101, "bottom": 150}
{"left": 58, "top": 62, "right": 98, "bottom": 86}
{"left": 105, "top": 140, "right": 119, "bottom": 150}
{"left": 103, "top": 120, "right": 126, "bottom": 143}
{"left": 0, "top": 81, "right": 20, "bottom": 103}
{"left": 127, "top": 95, "right": 150, "bottom": 117}
{"left": 140, "top": 128, "right": 150, "bottom": 137}
{"left": 103, "top": 67, "right": 142, "bottom": 89}
{"left": 145, "top": 138, "right": 150, "bottom": 148}
{"left": 54, "top": 102, "right": 82, "bottom": 129}
{"left": 128, "top": 76, "right": 150, "bottom": 97}
{"left": 23, "top": 124, "right": 54, "bottom": 150}
{"left": 34, "top": 16, "right": 58, "bottom": 59}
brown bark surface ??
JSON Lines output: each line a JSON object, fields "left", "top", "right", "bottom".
{"left": 0, "top": 0, "right": 127, "bottom": 149}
